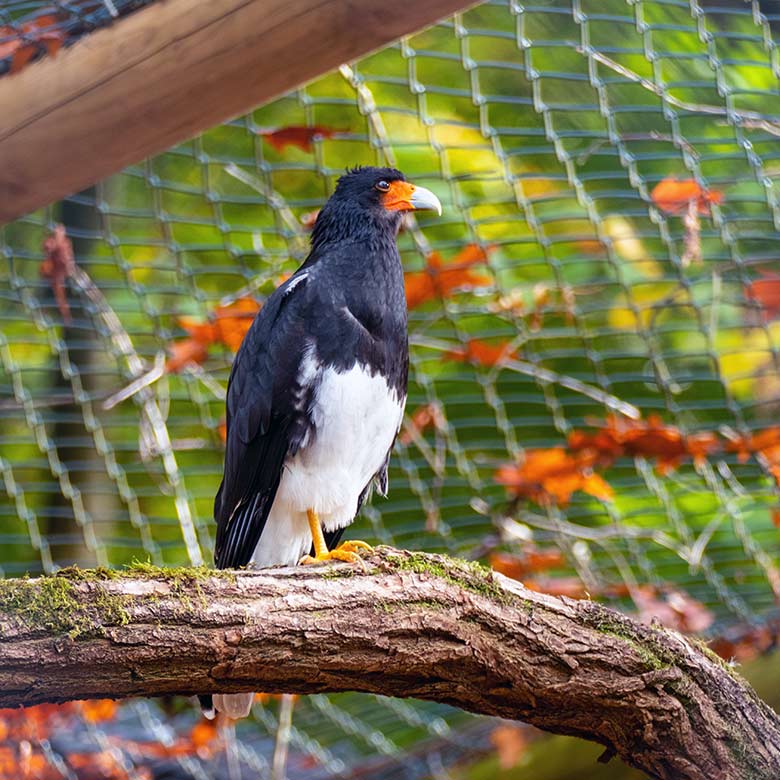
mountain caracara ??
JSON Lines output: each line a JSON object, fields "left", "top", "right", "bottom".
{"left": 206, "top": 166, "right": 442, "bottom": 718}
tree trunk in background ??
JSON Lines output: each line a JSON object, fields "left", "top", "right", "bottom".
{"left": 46, "top": 191, "right": 116, "bottom": 568}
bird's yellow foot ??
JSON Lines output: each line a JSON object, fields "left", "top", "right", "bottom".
{"left": 299, "top": 540, "right": 373, "bottom": 566}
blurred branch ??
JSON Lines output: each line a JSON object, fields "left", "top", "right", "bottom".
{"left": 576, "top": 132, "right": 699, "bottom": 165}
{"left": 580, "top": 46, "right": 780, "bottom": 135}
{"left": 409, "top": 335, "right": 640, "bottom": 419}
{"left": 1, "top": 548, "right": 778, "bottom": 780}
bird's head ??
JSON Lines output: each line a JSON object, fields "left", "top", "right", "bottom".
{"left": 334, "top": 166, "right": 442, "bottom": 216}
{"left": 311, "top": 167, "right": 442, "bottom": 248}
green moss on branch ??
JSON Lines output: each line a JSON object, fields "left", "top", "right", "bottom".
{"left": 0, "top": 576, "right": 129, "bottom": 638}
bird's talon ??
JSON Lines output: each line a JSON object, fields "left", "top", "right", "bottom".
{"left": 336, "top": 540, "right": 373, "bottom": 555}
{"left": 298, "top": 541, "right": 372, "bottom": 567}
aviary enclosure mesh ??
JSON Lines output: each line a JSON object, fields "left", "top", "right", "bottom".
{"left": 2, "top": 0, "right": 780, "bottom": 776}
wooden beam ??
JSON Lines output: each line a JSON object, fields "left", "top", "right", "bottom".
{"left": 0, "top": 0, "right": 473, "bottom": 225}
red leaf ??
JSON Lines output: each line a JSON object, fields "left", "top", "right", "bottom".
{"left": 651, "top": 176, "right": 723, "bottom": 216}
{"left": 404, "top": 244, "right": 493, "bottom": 309}
{"left": 443, "top": 339, "right": 517, "bottom": 367}
{"left": 490, "top": 724, "right": 528, "bottom": 769}
{"left": 170, "top": 295, "right": 261, "bottom": 372}
{"left": 41, "top": 224, "right": 76, "bottom": 324}
{"left": 490, "top": 548, "right": 566, "bottom": 580}
{"left": 723, "top": 427, "right": 780, "bottom": 464}
{"left": 257, "top": 125, "right": 343, "bottom": 153}
{"left": 522, "top": 576, "right": 589, "bottom": 599}
{"left": 709, "top": 622, "right": 777, "bottom": 663}
{"left": 165, "top": 338, "right": 210, "bottom": 374}
{"left": 722, "top": 428, "right": 780, "bottom": 528}
{"left": 633, "top": 585, "right": 714, "bottom": 633}
{"left": 211, "top": 296, "right": 261, "bottom": 351}
{"left": 79, "top": 699, "right": 117, "bottom": 724}
{"left": 399, "top": 402, "right": 445, "bottom": 445}
{"left": 0, "top": 15, "right": 66, "bottom": 75}
{"left": 569, "top": 415, "right": 718, "bottom": 474}
{"left": 746, "top": 272, "right": 780, "bottom": 321}
{"left": 495, "top": 447, "right": 613, "bottom": 506}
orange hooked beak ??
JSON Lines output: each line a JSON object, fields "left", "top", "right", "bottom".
{"left": 382, "top": 181, "right": 442, "bottom": 215}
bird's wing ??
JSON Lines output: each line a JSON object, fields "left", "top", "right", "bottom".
{"left": 214, "top": 274, "right": 311, "bottom": 569}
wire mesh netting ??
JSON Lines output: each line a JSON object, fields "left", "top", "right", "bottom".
{"left": 3, "top": 0, "right": 780, "bottom": 776}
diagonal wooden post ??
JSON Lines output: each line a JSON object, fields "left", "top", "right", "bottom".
{"left": 0, "top": 0, "right": 474, "bottom": 224}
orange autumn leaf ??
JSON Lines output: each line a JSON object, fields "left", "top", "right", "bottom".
{"left": 567, "top": 428, "right": 625, "bottom": 467}
{"left": 209, "top": 296, "right": 261, "bottom": 351}
{"left": 724, "top": 427, "right": 780, "bottom": 464}
{"left": 165, "top": 337, "right": 210, "bottom": 374}
{"left": 178, "top": 318, "right": 218, "bottom": 345}
{"left": 569, "top": 415, "right": 718, "bottom": 474}
{"left": 490, "top": 548, "right": 566, "bottom": 580}
{"left": 68, "top": 750, "right": 133, "bottom": 779}
{"left": 746, "top": 272, "right": 780, "bottom": 320}
{"left": 178, "top": 296, "right": 259, "bottom": 353}
{"left": 399, "top": 402, "right": 446, "bottom": 445}
{"left": 522, "top": 576, "right": 589, "bottom": 599}
{"left": 404, "top": 244, "right": 493, "bottom": 309}
{"left": 257, "top": 125, "right": 343, "bottom": 153}
{"left": 79, "top": 699, "right": 117, "bottom": 724}
{"left": 490, "top": 550, "right": 591, "bottom": 599}
{"left": 651, "top": 176, "right": 723, "bottom": 216}
{"left": 709, "top": 622, "right": 777, "bottom": 663}
{"left": 627, "top": 418, "right": 719, "bottom": 474}
{"left": 495, "top": 447, "right": 613, "bottom": 506}
{"left": 41, "top": 224, "right": 76, "bottom": 324}
{"left": 443, "top": 339, "right": 518, "bottom": 367}
{"left": 633, "top": 585, "right": 714, "bottom": 633}
{"left": 724, "top": 429, "right": 780, "bottom": 525}
{"left": 490, "top": 724, "right": 528, "bottom": 770}
{"left": 169, "top": 295, "right": 261, "bottom": 373}
{"left": 0, "top": 15, "right": 66, "bottom": 75}
{"left": 190, "top": 718, "right": 219, "bottom": 751}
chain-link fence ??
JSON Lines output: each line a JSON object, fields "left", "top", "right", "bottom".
{"left": 3, "top": 0, "right": 780, "bottom": 777}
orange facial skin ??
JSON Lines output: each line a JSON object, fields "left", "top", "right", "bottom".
{"left": 382, "top": 180, "right": 417, "bottom": 211}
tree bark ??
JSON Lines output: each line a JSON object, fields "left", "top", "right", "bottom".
{"left": 0, "top": 547, "right": 778, "bottom": 780}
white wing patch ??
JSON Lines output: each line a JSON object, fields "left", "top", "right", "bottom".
{"left": 283, "top": 272, "right": 308, "bottom": 297}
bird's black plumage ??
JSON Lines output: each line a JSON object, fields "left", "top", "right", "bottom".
{"left": 213, "top": 167, "right": 412, "bottom": 570}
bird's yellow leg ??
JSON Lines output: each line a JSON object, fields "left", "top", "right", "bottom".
{"left": 299, "top": 509, "right": 373, "bottom": 565}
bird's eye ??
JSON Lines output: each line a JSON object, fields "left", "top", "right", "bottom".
{"left": 375, "top": 180, "right": 390, "bottom": 192}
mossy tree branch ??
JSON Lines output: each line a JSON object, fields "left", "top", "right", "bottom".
{"left": 0, "top": 547, "right": 778, "bottom": 780}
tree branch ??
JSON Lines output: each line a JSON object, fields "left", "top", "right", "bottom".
{"left": 0, "top": 547, "right": 778, "bottom": 780}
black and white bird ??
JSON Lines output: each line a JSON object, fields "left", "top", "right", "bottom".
{"left": 208, "top": 166, "right": 441, "bottom": 718}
